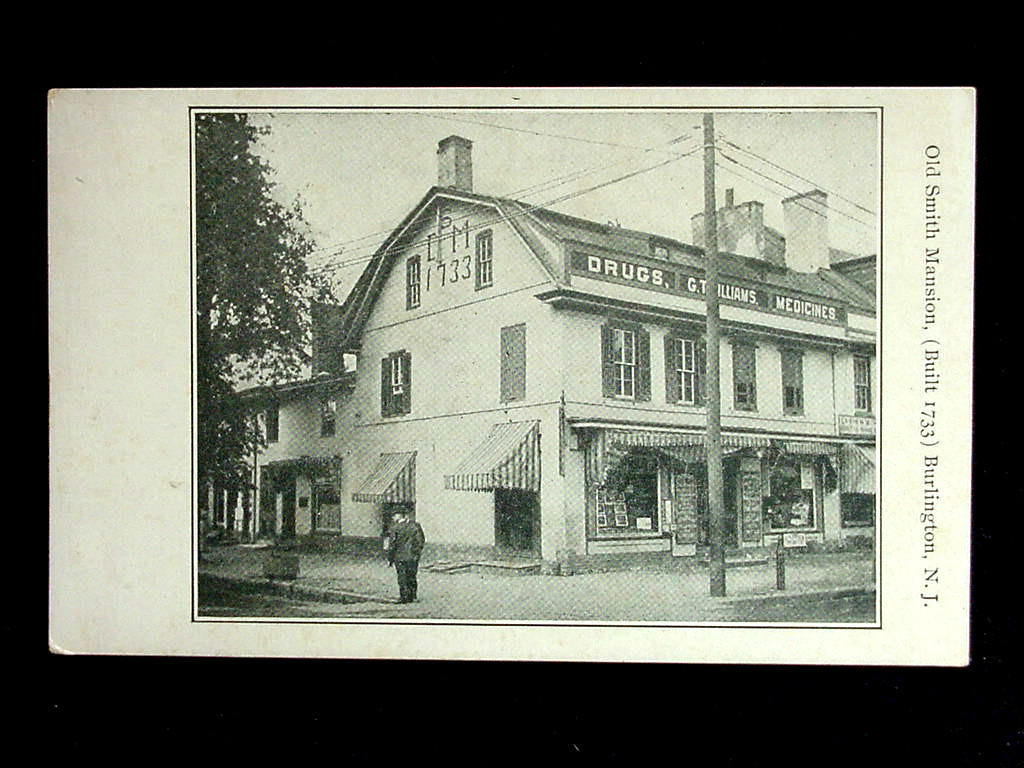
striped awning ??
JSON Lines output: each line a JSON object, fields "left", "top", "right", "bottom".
{"left": 840, "top": 444, "right": 875, "bottom": 494}
{"left": 784, "top": 441, "right": 840, "bottom": 456}
{"left": 597, "top": 429, "right": 771, "bottom": 485}
{"left": 605, "top": 429, "right": 771, "bottom": 451}
{"left": 352, "top": 452, "right": 416, "bottom": 503}
{"left": 445, "top": 421, "right": 540, "bottom": 492}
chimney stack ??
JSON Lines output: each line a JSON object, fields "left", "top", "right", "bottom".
{"left": 782, "top": 190, "right": 829, "bottom": 273}
{"left": 725, "top": 188, "right": 735, "bottom": 207}
{"left": 437, "top": 135, "right": 473, "bottom": 192}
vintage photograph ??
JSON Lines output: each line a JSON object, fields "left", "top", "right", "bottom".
{"left": 194, "top": 108, "right": 879, "bottom": 624}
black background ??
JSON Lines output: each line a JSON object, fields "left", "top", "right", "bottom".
{"left": 35, "top": 42, "right": 1012, "bottom": 765}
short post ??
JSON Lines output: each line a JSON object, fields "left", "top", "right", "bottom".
{"left": 775, "top": 537, "right": 786, "bottom": 591}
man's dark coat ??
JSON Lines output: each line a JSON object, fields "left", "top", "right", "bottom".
{"left": 388, "top": 519, "right": 425, "bottom": 563}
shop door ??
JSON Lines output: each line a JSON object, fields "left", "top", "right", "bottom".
{"left": 495, "top": 489, "right": 540, "bottom": 555}
{"left": 278, "top": 475, "right": 297, "bottom": 539}
{"left": 314, "top": 484, "right": 342, "bottom": 532}
{"left": 722, "top": 459, "right": 740, "bottom": 547}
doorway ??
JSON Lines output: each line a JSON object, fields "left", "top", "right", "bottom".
{"left": 277, "top": 475, "right": 297, "bottom": 539}
{"left": 722, "top": 457, "right": 740, "bottom": 547}
{"left": 495, "top": 489, "right": 540, "bottom": 555}
{"left": 313, "top": 484, "right": 342, "bottom": 532}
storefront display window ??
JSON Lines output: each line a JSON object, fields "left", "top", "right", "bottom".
{"left": 763, "top": 457, "right": 816, "bottom": 531}
{"left": 597, "top": 450, "right": 660, "bottom": 534}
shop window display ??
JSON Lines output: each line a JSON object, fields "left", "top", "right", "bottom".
{"left": 763, "top": 457, "right": 815, "bottom": 531}
{"left": 598, "top": 450, "right": 660, "bottom": 534}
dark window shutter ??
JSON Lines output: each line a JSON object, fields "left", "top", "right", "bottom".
{"left": 665, "top": 335, "right": 680, "bottom": 404}
{"left": 381, "top": 357, "right": 391, "bottom": 417}
{"left": 401, "top": 352, "right": 412, "bottom": 414}
{"left": 500, "top": 324, "right": 527, "bottom": 402}
{"left": 697, "top": 338, "right": 708, "bottom": 406}
{"left": 636, "top": 326, "right": 651, "bottom": 401}
{"left": 266, "top": 404, "right": 279, "bottom": 442}
{"left": 600, "top": 324, "right": 616, "bottom": 398}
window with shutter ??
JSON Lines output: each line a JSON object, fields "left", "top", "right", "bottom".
{"left": 732, "top": 342, "right": 757, "bottom": 411}
{"left": 781, "top": 348, "right": 804, "bottom": 415}
{"left": 383, "top": 351, "right": 412, "bottom": 416}
{"left": 406, "top": 255, "right": 421, "bottom": 309}
{"left": 320, "top": 397, "right": 337, "bottom": 437}
{"left": 500, "top": 324, "right": 526, "bottom": 402}
{"left": 601, "top": 323, "right": 650, "bottom": 400}
{"left": 665, "top": 335, "right": 697, "bottom": 405}
{"left": 854, "top": 355, "right": 872, "bottom": 412}
{"left": 475, "top": 230, "right": 493, "bottom": 289}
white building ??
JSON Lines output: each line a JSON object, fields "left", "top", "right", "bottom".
{"left": 240, "top": 135, "right": 877, "bottom": 571}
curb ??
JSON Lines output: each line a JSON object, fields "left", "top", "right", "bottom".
{"left": 723, "top": 586, "right": 876, "bottom": 608}
{"left": 199, "top": 572, "right": 399, "bottom": 605}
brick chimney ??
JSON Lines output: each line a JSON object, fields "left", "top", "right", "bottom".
{"left": 782, "top": 189, "right": 829, "bottom": 273}
{"left": 437, "top": 135, "right": 473, "bottom": 192}
{"left": 691, "top": 192, "right": 785, "bottom": 267}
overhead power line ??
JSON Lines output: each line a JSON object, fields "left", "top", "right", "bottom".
{"left": 715, "top": 149, "right": 876, "bottom": 230}
{"left": 309, "top": 147, "right": 700, "bottom": 277}
{"left": 304, "top": 132, "right": 695, "bottom": 263}
{"left": 718, "top": 134, "right": 876, "bottom": 216}
{"left": 410, "top": 111, "right": 693, "bottom": 155}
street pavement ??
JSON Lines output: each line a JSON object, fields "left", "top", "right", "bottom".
{"left": 198, "top": 544, "right": 876, "bottom": 623}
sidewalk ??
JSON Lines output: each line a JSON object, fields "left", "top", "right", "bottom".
{"left": 198, "top": 544, "right": 876, "bottom": 622}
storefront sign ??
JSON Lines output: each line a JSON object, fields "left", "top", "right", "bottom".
{"left": 740, "top": 471, "right": 762, "bottom": 543}
{"left": 570, "top": 252, "right": 846, "bottom": 326}
{"left": 837, "top": 414, "right": 876, "bottom": 436}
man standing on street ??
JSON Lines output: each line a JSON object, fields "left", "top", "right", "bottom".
{"left": 387, "top": 509, "right": 425, "bottom": 603}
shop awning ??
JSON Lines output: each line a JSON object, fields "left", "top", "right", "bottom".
{"left": 352, "top": 452, "right": 416, "bottom": 503}
{"left": 840, "top": 444, "right": 875, "bottom": 494}
{"left": 596, "top": 429, "right": 772, "bottom": 485}
{"left": 605, "top": 429, "right": 771, "bottom": 451}
{"left": 445, "top": 420, "right": 541, "bottom": 492}
{"left": 784, "top": 441, "right": 840, "bottom": 456}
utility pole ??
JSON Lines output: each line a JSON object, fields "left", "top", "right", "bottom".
{"left": 703, "top": 113, "right": 727, "bottom": 597}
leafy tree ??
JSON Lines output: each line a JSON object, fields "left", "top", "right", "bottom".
{"left": 195, "top": 113, "right": 333, "bottom": 494}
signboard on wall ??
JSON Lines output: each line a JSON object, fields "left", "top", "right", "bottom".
{"left": 837, "top": 414, "right": 876, "bottom": 436}
{"left": 740, "top": 470, "right": 763, "bottom": 543}
{"left": 671, "top": 472, "right": 699, "bottom": 545}
{"left": 569, "top": 251, "right": 847, "bottom": 326}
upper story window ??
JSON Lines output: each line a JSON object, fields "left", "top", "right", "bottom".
{"left": 265, "top": 403, "right": 279, "bottom": 443}
{"left": 732, "top": 342, "right": 757, "bottom": 411}
{"left": 854, "top": 355, "right": 872, "bottom": 412}
{"left": 406, "top": 255, "right": 421, "bottom": 309}
{"left": 320, "top": 397, "right": 337, "bottom": 437}
{"left": 665, "top": 335, "right": 702, "bottom": 406}
{"left": 475, "top": 230, "right": 493, "bottom": 289}
{"left": 601, "top": 323, "right": 651, "bottom": 401}
{"left": 500, "top": 324, "right": 526, "bottom": 403}
{"left": 381, "top": 351, "right": 412, "bottom": 417}
{"left": 613, "top": 329, "right": 636, "bottom": 398}
{"left": 781, "top": 348, "right": 804, "bottom": 415}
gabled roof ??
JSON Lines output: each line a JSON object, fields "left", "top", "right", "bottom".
{"left": 335, "top": 186, "right": 564, "bottom": 348}
{"left": 334, "top": 186, "right": 876, "bottom": 349}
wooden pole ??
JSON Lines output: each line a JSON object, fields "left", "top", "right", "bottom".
{"left": 703, "top": 113, "right": 727, "bottom": 597}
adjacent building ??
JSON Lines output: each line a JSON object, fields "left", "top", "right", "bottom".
{"left": 239, "top": 135, "right": 877, "bottom": 570}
